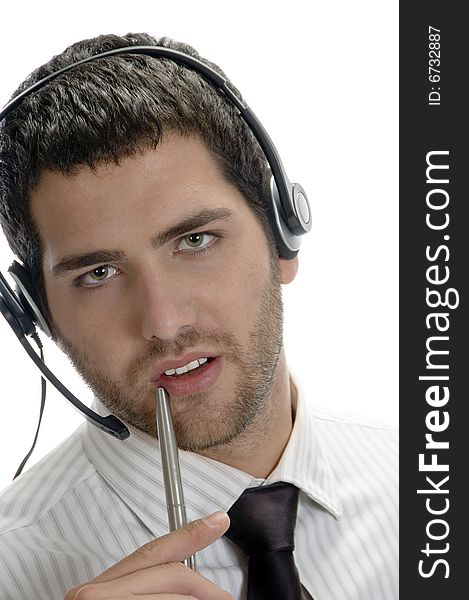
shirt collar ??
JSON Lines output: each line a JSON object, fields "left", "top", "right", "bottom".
{"left": 265, "top": 377, "right": 342, "bottom": 518}
{"left": 82, "top": 377, "right": 341, "bottom": 537}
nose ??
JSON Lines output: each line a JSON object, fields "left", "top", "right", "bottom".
{"left": 137, "top": 269, "right": 197, "bottom": 342}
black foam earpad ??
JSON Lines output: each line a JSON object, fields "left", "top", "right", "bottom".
{"left": 8, "top": 261, "right": 52, "bottom": 338}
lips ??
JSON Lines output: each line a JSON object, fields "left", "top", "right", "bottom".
{"left": 151, "top": 351, "right": 223, "bottom": 397}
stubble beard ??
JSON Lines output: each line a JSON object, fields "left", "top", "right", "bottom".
{"left": 53, "top": 260, "right": 285, "bottom": 453}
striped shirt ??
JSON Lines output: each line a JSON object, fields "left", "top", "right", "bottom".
{"left": 0, "top": 380, "right": 398, "bottom": 599}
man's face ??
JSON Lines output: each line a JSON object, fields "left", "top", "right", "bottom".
{"left": 31, "top": 135, "right": 297, "bottom": 453}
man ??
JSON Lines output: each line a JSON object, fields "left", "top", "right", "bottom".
{"left": 0, "top": 33, "right": 398, "bottom": 599}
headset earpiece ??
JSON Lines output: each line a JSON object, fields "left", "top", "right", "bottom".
{"left": 263, "top": 173, "right": 311, "bottom": 260}
{"left": 0, "top": 269, "right": 35, "bottom": 338}
{"left": 290, "top": 182, "right": 311, "bottom": 236}
{"left": 7, "top": 261, "right": 52, "bottom": 338}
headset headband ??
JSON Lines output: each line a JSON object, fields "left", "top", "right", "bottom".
{"left": 0, "top": 45, "right": 311, "bottom": 256}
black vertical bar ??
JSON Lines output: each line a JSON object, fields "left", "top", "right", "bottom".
{"left": 400, "top": 2, "right": 466, "bottom": 596}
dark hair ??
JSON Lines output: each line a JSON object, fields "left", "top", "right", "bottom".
{"left": 0, "top": 32, "right": 273, "bottom": 319}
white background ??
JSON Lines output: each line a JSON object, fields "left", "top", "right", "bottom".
{"left": 0, "top": 0, "right": 398, "bottom": 491}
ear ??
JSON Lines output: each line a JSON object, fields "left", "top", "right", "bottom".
{"left": 279, "top": 255, "right": 299, "bottom": 284}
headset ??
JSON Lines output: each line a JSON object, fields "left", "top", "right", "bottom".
{"left": 0, "top": 45, "right": 311, "bottom": 450}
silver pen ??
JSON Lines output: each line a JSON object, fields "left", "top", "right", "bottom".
{"left": 155, "top": 387, "right": 196, "bottom": 571}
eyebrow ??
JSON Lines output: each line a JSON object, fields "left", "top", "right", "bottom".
{"left": 151, "top": 207, "right": 232, "bottom": 248}
{"left": 51, "top": 207, "right": 233, "bottom": 278}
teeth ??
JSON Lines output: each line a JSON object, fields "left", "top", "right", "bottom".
{"left": 164, "top": 357, "right": 208, "bottom": 377}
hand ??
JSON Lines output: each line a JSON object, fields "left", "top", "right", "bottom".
{"left": 64, "top": 511, "right": 233, "bottom": 599}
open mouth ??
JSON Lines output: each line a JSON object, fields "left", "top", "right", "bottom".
{"left": 156, "top": 356, "right": 222, "bottom": 396}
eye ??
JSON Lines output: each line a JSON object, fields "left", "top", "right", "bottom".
{"left": 177, "top": 232, "right": 216, "bottom": 252}
{"left": 75, "top": 265, "right": 120, "bottom": 288}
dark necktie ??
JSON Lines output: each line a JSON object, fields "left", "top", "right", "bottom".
{"left": 225, "top": 482, "right": 313, "bottom": 600}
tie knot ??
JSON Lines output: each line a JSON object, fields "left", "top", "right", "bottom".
{"left": 225, "top": 482, "right": 300, "bottom": 557}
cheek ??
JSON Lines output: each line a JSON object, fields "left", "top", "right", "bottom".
{"left": 46, "top": 280, "right": 132, "bottom": 368}
{"left": 46, "top": 282, "right": 73, "bottom": 333}
{"left": 204, "top": 248, "right": 270, "bottom": 332}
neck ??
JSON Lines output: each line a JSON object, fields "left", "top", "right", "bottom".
{"left": 201, "top": 350, "right": 295, "bottom": 478}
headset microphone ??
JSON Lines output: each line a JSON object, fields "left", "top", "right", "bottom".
{"left": 0, "top": 270, "right": 130, "bottom": 441}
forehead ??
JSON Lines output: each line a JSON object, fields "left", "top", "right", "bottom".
{"left": 32, "top": 136, "right": 227, "bottom": 220}
{"left": 32, "top": 135, "right": 225, "bottom": 211}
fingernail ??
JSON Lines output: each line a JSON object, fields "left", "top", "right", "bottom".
{"left": 204, "top": 511, "right": 229, "bottom": 528}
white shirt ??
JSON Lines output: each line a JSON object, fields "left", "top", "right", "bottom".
{"left": 0, "top": 381, "right": 398, "bottom": 599}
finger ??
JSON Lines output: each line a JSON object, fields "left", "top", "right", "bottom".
{"left": 77, "top": 596, "right": 200, "bottom": 600}
{"left": 113, "top": 596, "right": 200, "bottom": 600}
{"left": 92, "top": 511, "right": 229, "bottom": 584}
{"left": 127, "top": 596, "right": 199, "bottom": 600}
{"left": 68, "top": 591, "right": 199, "bottom": 600}
{"left": 124, "top": 596, "right": 199, "bottom": 600}
{"left": 68, "top": 562, "right": 233, "bottom": 599}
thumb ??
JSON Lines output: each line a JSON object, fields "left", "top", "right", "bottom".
{"left": 92, "top": 511, "right": 230, "bottom": 583}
